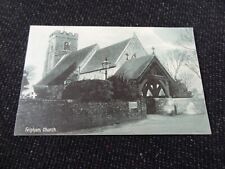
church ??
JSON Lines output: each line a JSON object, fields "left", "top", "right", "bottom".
{"left": 35, "top": 30, "right": 178, "bottom": 99}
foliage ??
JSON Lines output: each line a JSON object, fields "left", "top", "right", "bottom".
{"left": 62, "top": 80, "right": 113, "bottom": 102}
{"left": 178, "top": 72, "right": 194, "bottom": 91}
{"left": 33, "top": 85, "right": 49, "bottom": 99}
{"left": 108, "top": 76, "right": 140, "bottom": 101}
{"left": 24, "top": 65, "right": 36, "bottom": 81}
{"left": 62, "top": 77, "right": 140, "bottom": 102}
{"left": 170, "top": 79, "right": 192, "bottom": 98}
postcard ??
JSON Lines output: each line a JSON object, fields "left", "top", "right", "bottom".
{"left": 14, "top": 26, "right": 211, "bottom": 135}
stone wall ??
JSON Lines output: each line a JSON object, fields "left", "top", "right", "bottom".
{"left": 15, "top": 99, "right": 146, "bottom": 135}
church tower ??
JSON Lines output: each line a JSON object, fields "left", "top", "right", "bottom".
{"left": 43, "top": 30, "right": 78, "bottom": 77}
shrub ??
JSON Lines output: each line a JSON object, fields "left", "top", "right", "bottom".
{"left": 108, "top": 76, "right": 140, "bottom": 101}
{"left": 170, "top": 80, "right": 192, "bottom": 98}
{"left": 62, "top": 80, "right": 113, "bottom": 102}
{"left": 33, "top": 85, "right": 47, "bottom": 98}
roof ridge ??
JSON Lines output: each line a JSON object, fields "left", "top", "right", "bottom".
{"left": 75, "top": 43, "right": 98, "bottom": 53}
{"left": 125, "top": 54, "right": 154, "bottom": 63}
{"left": 54, "top": 43, "right": 98, "bottom": 68}
{"left": 80, "top": 37, "right": 133, "bottom": 74}
{"left": 114, "top": 54, "right": 155, "bottom": 80}
{"left": 98, "top": 38, "right": 131, "bottom": 50}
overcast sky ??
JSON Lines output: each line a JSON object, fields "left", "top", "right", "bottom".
{"left": 24, "top": 26, "right": 203, "bottom": 92}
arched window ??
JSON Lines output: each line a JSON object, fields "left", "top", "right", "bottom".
{"left": 64, "top": 42, "right": 70, "bottom": 50}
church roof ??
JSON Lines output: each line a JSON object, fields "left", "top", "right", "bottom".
{"left": 80, "top": 38, "right": 131, "bottom": 73}
{"left": 114, "top": 55, "right": 175, "bottom": 83}
{"left": 36, "top": 44, "right": 97, "bottom": 85}
{"left": 114, "top": 55, "right": 155, "bottom": 80}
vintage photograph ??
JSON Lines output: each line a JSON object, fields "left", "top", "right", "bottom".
{"left": 14, "top": 26, "right": 211, "bottom": 135}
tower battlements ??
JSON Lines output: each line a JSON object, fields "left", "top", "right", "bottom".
{"left": 43, "top": 30, "right": 78, "bottom": 77}
{"left": 49, "top": 30, "right": 78, "bottom": 39}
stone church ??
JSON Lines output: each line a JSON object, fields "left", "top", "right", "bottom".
{"left": 35, "top": 30, "right": 179, "bottom": 99}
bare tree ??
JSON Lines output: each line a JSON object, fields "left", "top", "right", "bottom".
{"left": 164, "top": 49, "right": 189, "bottom": 80}
{"left": 176, "top": 28, "right": 201, "bottom": 78}
{"left": 185, "top": 58, "right": 201, "bottom": 78}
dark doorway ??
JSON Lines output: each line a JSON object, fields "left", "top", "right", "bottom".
{"left": 145, "top": 97, "right": 156, "bottom": 114}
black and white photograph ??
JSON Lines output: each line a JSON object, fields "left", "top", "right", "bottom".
{"left": 14, "top": 26, "right": 211, "bottom": 135}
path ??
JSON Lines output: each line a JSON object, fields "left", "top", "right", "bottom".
{"left": 63, "top": 113, "right": 211, "bottom": 135}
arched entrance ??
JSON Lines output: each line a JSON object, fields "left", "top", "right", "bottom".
{"left": 139, "top": 75, "right": 171, "bottom": 114}
{"left": 139, "top": 75, "right": 171, "bottom": 98}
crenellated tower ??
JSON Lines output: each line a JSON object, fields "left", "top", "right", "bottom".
{"left": 43, "top": 30, "right": 78, "bottom": 77}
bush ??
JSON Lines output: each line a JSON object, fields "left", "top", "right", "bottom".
{"left": 33, "top": 85, "right": 49, "bottom": 99}
{"left": 62, "top": 80, "right": 113, "bottom": 102}
{"left": 108, "top": 76, "right": 140, "bottom": 101}
{"left": 170, "top": 80, "right": 192, "bottom": 98}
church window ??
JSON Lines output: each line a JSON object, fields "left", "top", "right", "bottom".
{"left": 64, "top": 42, "right": 70, "bottom": 50}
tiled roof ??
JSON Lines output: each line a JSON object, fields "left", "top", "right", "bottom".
{"left": 115, "top": 54, "right": 176, "bottom": 83}
{"left": 81, "top": 38, "right": 131, "bottom": 73}
{"left": 114, "top": 55, "right": 155, "bottom": 80}
{"left": 36, "top": 44, "right": 97, "bottom": 85}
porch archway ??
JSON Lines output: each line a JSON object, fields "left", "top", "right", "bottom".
{"left": 139, "top": 75, "right": 171, "bottom": 98}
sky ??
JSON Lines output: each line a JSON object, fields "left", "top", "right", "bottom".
{"left": 24, "top": 26, "right": 203, "bottom": 92}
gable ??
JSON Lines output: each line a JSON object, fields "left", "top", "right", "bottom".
{"left": 114, "top": 55, "right": 154, "bottom": 80}
{"left": 138, "top": 56, "right": 176, "bottom": 84}
{"left": 115, "top": 55, "right": 175, "bottom": 84}
{"left": 114, "top": 34, "right": 148, "bottom": 68}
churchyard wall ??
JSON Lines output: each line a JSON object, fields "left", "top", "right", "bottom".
{"left": 15, "top": 99, "right": 146, "bottom": 135}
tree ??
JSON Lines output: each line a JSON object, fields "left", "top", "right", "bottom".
{"left": 185, "top": 59, "right": 201, "bottom": 79}
{"left": 21, "top": 65, "right": 36, "bottom": 92}
{"left": 179, "top": 72, "right": 194, "bottom": 91}
{"left": 177, "top": 28, "right": 201, "bottom": 78}
{"left": 164, "top": 49, "right": 189, "bottom": 80}
{"left": 24, "top": 65, "right": 36, "bottom": 82}
{"left": 33, "top": 85, "right": 49, "bottom": 99}
{"left": 109, "top": 76, "right": 140, "bottom": 101}
{"left": 161, "top": 29, "right": 202, "bottom": 95}
{"left": 170, "top": 79, "right": 192, "bottom": 98}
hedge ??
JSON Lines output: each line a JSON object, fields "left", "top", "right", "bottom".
{"left": 62, "top": 80, "right": 113, "bottom": 102}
